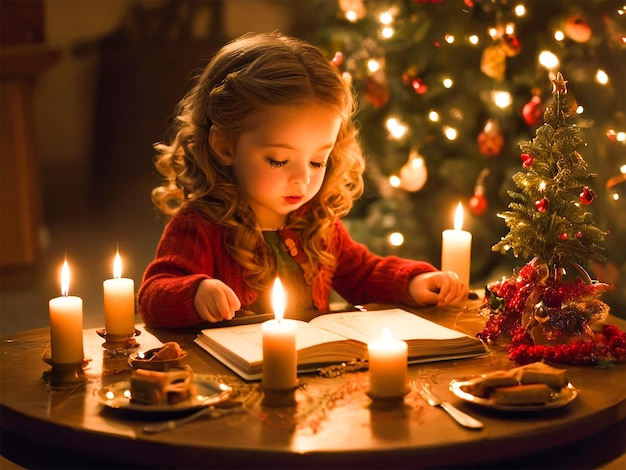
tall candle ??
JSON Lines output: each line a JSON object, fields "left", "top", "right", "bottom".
{"left": 262, "top": 278, "right": 297, "bottom": 390}
{"left": 368, "top": 328, "right": 408, "bottom": 398}
{"left": 103, "top": 251, "right": 136, "bottom": 337}
{"left": 441, "top": 202, "right": 472, "bottom": 288}
{"left": 48, "top": 260, "right": 84, "bottom": 364}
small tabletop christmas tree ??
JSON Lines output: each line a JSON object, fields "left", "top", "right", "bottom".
{"left": 477, "top": 73, "right": 625, "bottom": 366}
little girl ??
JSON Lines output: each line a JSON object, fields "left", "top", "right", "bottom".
{"left": 138, "top": 32, "right": 468, "bottom": 328}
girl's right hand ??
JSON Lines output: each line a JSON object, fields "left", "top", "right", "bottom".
{"left": 194, "top": 279, "right": 241, "bottom": 322}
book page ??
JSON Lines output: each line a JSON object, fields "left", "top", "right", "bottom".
{"left": 200, "top": 323, "right": 266, "bottom": 364}
{"left": 200, "top": 320, "right": 349, "bottom": 363}
{"left": 309, "top": 308, "right": 468, "bottom": 343}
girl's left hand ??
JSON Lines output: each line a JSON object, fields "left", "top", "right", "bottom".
{"left": 408, "top": 271, "right": 469, "bottom": 307}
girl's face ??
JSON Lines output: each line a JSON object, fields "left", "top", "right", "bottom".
{"left": 227, "top": 105, "right": 341, "bottom": 229}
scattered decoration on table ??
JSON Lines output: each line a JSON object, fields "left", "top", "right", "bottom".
{"left": 318, "top": 359, "right": 369, "bottom": 378}
{"left": 226, "top": 369, "right": 428, "bottom": 435}
{"left": 294, "top": 376, "right": 368, "bottom": 434}
{"left": 101, "top": 340, "right": 141, "bottom": 359}
{"left": 42, "top": 371, "right": 88, "bottom": 394}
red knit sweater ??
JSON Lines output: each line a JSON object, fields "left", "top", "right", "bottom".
{"left": 137, "top": 208, "right": 437, "bottom": 327}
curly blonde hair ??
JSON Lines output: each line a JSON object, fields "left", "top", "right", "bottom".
{"left": 152, "top": 31, "right": 365, "bottom": 292}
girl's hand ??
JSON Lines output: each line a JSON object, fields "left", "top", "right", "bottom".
{"left": 408, "top": 271, "right": 469, "bottom": 307}
{"left": 194, "top": 279, "right": 241, "bottom": 322}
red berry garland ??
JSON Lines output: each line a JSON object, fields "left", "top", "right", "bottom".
{"left": 508, "top": 324, "right": 626, "bottom": 366}
{"left": 477, "top": 261, "right": 626, "bottom": 366}
{"left": 520, "top": 153, "right": 534, "bottom": 168}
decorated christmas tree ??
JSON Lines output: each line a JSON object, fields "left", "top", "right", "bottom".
{"left": 314, "top": 0, "right": 625, "bottom": 314}
{"left": 492, "top": 72, "right": 607, "bottom": 270}
{"left": 477, "top": 73, "right": 625, "bottom": 365}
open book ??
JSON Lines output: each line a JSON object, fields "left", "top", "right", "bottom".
{"left": 195, "top": 308, "right": 488, "bottom": 380}
{"left": 194, "top": 308, "right": 488, "bottom": 380}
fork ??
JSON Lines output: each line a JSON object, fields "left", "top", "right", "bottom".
{"left": 416, "top": 380, "right": 483, "bottom": 430}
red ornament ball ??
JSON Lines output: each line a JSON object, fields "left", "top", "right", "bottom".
{"left": 411, "top": 78, "right": 428, "bottom": 94}
{"left": 580, "top": 187, "right": 595, "bottom": 205}
{"left": 363, "top": 77, "right": 389, "bottom": 109}
{"left": 469, "top": 192, "right": 488, "bottom": 216}
{"left": 477, "top": 119, "right": 504, "bottom": 157}
{"left": 521, "top": 153, "right": 534, "bottom": 168}
{"left": 536, "top": 197, "right": 549, "bottom": 213}
{"left": 564, "top": 14, "right": 592, "bottom": 43}
{"left": 501, "top": 33, "right": 521, "bottom": 57}
{"left": 522, "top": 96, "right": 544, "bottom": 127}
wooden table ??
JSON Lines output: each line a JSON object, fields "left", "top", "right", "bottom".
{"left": 1, "top": 301, "right": 625, "bottom": 469}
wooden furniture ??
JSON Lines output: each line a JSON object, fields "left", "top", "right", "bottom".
{"left": 1, "top": 301, "right": 624, "bottom": 468}
{"left": 0, "top": 44, "right": 59, "bottom": 285}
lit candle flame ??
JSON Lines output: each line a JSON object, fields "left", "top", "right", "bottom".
{"left": 454, "top": 202, "right": 464, "bottom": 231}
{"left": 272, "top": 277, "right": 286, "bottom": 322}
{"left": 113, "top": 252, "right": 122, "bottom": 279}
{"left": 61, "top": 259, "right": 70, "bottom": 296}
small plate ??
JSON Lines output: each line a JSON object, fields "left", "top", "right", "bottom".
{"left": 96, "top": 374, "right": 233, "bottom": 413}
{"left": 128, "top": 348, "right": 188, "bottom": 371}
{"left": 449, "top": 378, "right": 578, "bottom": 412}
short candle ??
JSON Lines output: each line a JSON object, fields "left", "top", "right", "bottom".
{"left": 103, "top": 251, "right": 136, "bottom": 337}
{"left": 368, "top": 328, "right": 408, "bottom": 398}
{"left": 441, "top": 202, "right": 472, "bottom": 288}
{"left": 262, "top": 278, "right": 297, "bottom": 391}
{"left": 48, "top": 260, "right": 84, "bottom": 364}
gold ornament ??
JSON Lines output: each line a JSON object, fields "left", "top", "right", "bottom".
{"left": 480, "top": 44, "right": 506, "bottom": 80}
{"left": 551, "top": 72, "right": 568, "bottom": 95}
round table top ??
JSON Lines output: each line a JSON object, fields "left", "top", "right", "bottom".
{"left": 1, "top": 301, "right": 625, "bottom": 468}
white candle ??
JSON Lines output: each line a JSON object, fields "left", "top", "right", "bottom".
{"left": 103, "top": 251, "right": 136, "bottom": 337}
{"left": 49, "top": 260, "right": 84, "bottom": 364}
{"left": 441, "top": 202, "right": 472, "bottom": 288}
{"left": 262, "top": 278, "right": 297, "bottom": 390}
{"left": 368, "top": 328, "right": 408, "bottom": 398}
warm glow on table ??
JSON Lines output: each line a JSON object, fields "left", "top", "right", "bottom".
{"left": 441, "top": 202, "right": 472, "bottom": 287}
{"left": 48, "top": 259, "right": 84, "bottom": 364}
{"left": 262, "top": 278, "right": 297, "bottom": 390}
{"left": 103, "top": 251, "right": 135, "bottom": 337}
{"left": 367, "top": 328, "right": 408, "bottom": 398}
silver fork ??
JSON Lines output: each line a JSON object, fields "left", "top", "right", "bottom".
{"left": 416, "top": 379, "right": 483, "bottom": 430}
